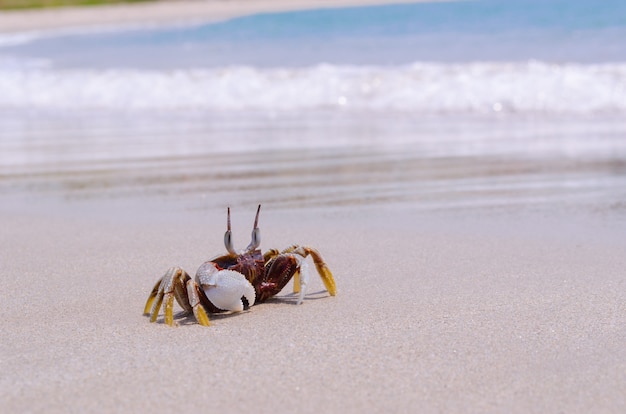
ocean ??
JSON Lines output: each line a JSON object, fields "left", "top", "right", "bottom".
{"left": 1, "top": 0, "right": 625, "bottom": 212}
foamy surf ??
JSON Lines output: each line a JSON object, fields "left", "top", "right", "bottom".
{"left": 1, "top": 61, "right": 624, "bottom": 114}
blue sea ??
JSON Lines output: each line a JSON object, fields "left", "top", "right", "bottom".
{"left": 1, "top": 0, "right": 626, "bottom": 113}
{"left": 1, "top": 0, "right": 625, "bottom": 211}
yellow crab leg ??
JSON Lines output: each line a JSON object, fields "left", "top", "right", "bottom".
{"left": 281, "top": 245, "right": 298, "bottom": 254}
{"left": 293, "top": 269, "right": 301, "bottom": 294}
{"left": 163, "top": 268, "right": 189, "bottom": 326}
{"left": 263, "top": 248, "right": 280, "bottom": 262}
{"left": 150, "top": 291, "right": 164, "bottom": 323}
{"left": 315, "top": 262, "right": 336, "bottom": 296}
{"left": 281, "top": 245, "right": 336, "bottom": 296}
{"left": 304, "top": 247, "right": 337, "bottom": 296}
{"left": 187, "top": 279, "right": 211, "bottom": 327}
{"left": 193, "top": 305, "right": 211, "bottom": 327}
{"left": 163, "top": 293, "right": 175, "bottom": 326}
{"left": 143, "top": 279, "right": 162, "bottom": 315}
{"left": 150, "top": 267, "right": 177, "bottom": 323}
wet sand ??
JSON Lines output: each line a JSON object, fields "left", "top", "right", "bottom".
{"left": 1, "top": 112, "right": 626, "bottom": 412}
{"left": 1, "top": 115, "right": 626, "bottom": 413}
{"left": 1, "top": 200, "right": 625, "bottom": 413}
{"left": 2, "top": 112, "right": 626, "bottom": 212}
{"left": 0, "top": 0, "right": 437, "bottom": 33}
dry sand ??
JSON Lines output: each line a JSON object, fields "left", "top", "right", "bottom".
{"left": 1, "top": 201, "right": 625, "bottom": 413}
{"left": 1, "top": 0, "right": 625, "bottom": 411}
{"left": 0, "top": 0, "right": 437, "bottom": 33}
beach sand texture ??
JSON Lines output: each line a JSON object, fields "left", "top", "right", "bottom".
{"left": 1, "top": 0, "right": 626, "bottom": 412}
{"left": 0, "top": 0, "right": 437, "bottom": 32}
{"left": 1, "top": 206, "right": 625, "bottom": 413}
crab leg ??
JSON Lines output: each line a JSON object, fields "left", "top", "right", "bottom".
{"left": 173, "top": 273, "right": 193, "bottom": 314}
{"left": 263, "top": 248, "right": 280, "bottom": 262}
{"left": 187, "top": 279, "right": 211, "bottom": 326}
{"left": 186, "top": 279, "right": 211, "bottom": 327}
{"left": 145, "top": 267, "right": 192, "bottom": 326}
{"left": 285, "top": 245, "right": 337, "bottom": 297}
{"left": 303, "top": 246, "right": 336, "bottom": 297}
{"left": 143, "top": 279, "right": 162, "bottom": 315}
{"left": 149, "top": 276, "right": 167, "bottom": 322}
{"left": 292, "top": 269, "right": 301, "bottom": 294}
{"left": 295, "top": 259, "right": 309, "bottom": 304}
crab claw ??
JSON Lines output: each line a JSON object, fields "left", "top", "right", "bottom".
{"left": 202, "top": 269, "right": 256, "bottom": 312}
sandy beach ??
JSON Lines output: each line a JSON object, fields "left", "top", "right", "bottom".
{"left": 1, "top": 0, "right": 626, "bottom": 412}
{"left": 1, "top": 199, "right": 625, "bottom": 413}
{"left": 1, "top": 114, "right": 626, "bottom": 413}
{"left": 0, "top": 0, "right": 437, "bottom": 33}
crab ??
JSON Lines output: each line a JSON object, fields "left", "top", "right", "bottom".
{"left": 143, "top": 205, "right": 336, "bottom": 326}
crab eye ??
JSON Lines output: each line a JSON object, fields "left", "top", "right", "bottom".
{"left": 224, "top": 206, "right": 237, "bottom": 255}
{"left": 224, "top": 230, "right": 236, "bottom": 255}
{"left": 245, "top": 204, "right": 261, "bottom": 251}
{"left": 248, "top": 227, "right": 260, "bottom": 250}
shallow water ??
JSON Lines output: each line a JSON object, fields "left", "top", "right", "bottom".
{"left": 1, "top": 112, "right": 625, "bottom": 213}
{"left": 1, "top": 0, "right": 625, "bottom": 213}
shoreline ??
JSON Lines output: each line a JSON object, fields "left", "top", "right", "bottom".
{"left": 0, "top": 0, "right": 436, "bottom": 33}
{"left": 2, "top": 2, "right": 625, "bottom": 410}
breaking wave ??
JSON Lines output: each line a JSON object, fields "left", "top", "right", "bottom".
{"left": 1, "top": 60, "right": 625, "bottom": 114}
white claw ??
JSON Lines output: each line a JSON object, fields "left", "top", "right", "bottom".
{"left": 203, "top": 270, "right": 256, "bottom": 311}
{"left": 297, "top": 260, "right": 310, "bottom": 305}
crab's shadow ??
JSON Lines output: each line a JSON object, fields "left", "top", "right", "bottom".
{"left": 265, "top": 289, "right": 331, "bottom": 306}
{"left": 173, "top": 310, "right": 244, "bottom": 326}
{"left": 154, "top": 289, "right": 331, "bottom": 326}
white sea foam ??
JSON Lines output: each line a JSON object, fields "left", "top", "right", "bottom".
{"left": 0, "top": 61, "right": 625, "bottom": 114}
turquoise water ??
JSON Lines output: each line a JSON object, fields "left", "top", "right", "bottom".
{"left": 1, "top": 0, "right": 625, "bottom": 113}
{"left": 4, "top": 0, "right": 626, "bottom": 68}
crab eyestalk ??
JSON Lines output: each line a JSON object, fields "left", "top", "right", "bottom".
{"left": 245, "top": 204, "right": 262, "bottom": 252}
{"left": 224, "top": 207, "right": 237, "bottom": 255}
